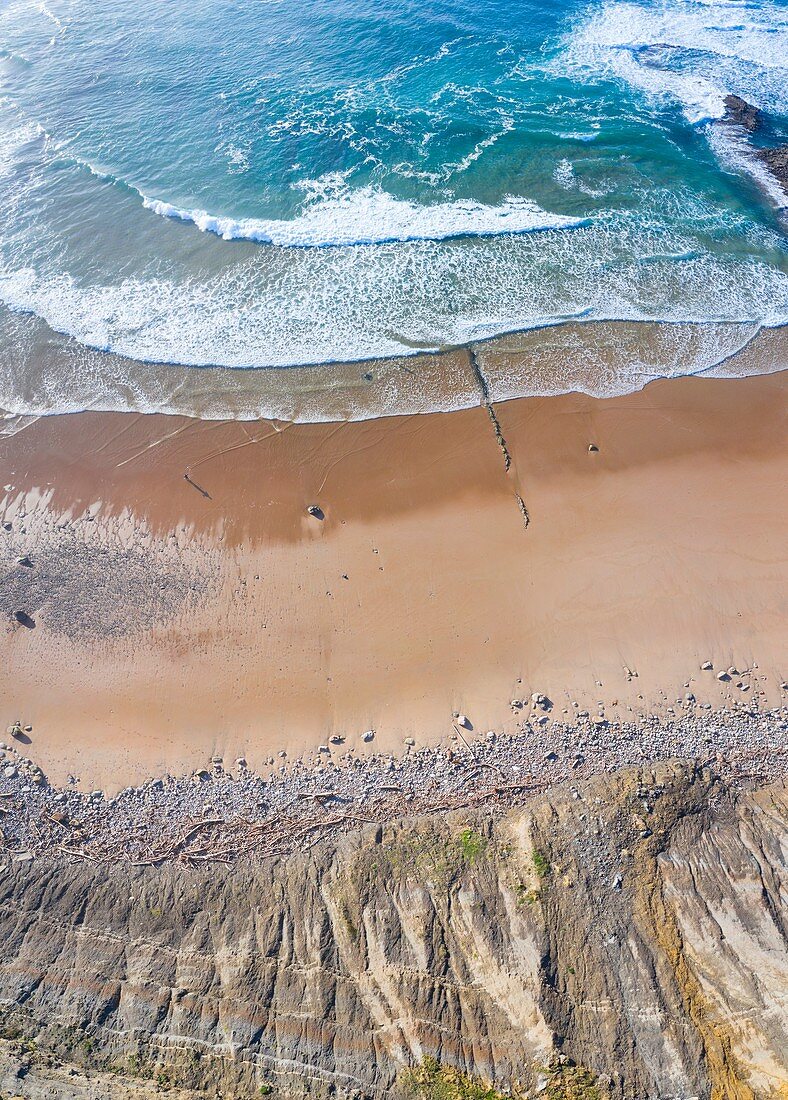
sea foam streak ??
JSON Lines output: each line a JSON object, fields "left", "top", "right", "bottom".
{"left": 141, "top": 181, "right": 588, "bottom": 248}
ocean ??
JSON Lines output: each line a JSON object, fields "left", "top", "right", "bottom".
{"left": 0, "top": 0, "right": 786, "bottom": 419}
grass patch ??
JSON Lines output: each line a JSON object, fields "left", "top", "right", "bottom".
{"left": 532, "top": 849, "right": 550, "bottom": 878}
{"left": 515, "top": 883, "right": 541, "bottom": 906}
{"left": 381, "top": 826, "right": 492, "bottom": 887}
{"left": 337, "top": 897, "right": 359, "bottom": 941}
{"left": 543, "top": 1063, "right": 604, "bottom": 1099}
{"left": 459, "top": 828, "right": 487, "bottom": 863}
{"left": 402, "top": 1056, "right": 510, "bottom": 1100}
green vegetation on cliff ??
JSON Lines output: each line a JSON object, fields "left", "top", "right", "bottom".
{"left": 401, "top": 1056, "right": 510, "bottom": 1100}
{"left": 402, "top": 1057, "right": 603, "bottom": 1100}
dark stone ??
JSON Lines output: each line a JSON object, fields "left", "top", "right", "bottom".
{"left": 723, "top": 94, "right": 762, "bottom": 133}
{"left": 721, "top": 95, "right": 788, "bottom": 197}
{"left": 758, "top": 144, "right": 788, "bottom": 191}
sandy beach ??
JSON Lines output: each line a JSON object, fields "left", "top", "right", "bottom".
{"left": 0, "top": 369, "right": 786, "bottom": 790}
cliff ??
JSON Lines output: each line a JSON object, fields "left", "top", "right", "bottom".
{"left": 0, "top": 762, "right": 784, "bottom": 1099}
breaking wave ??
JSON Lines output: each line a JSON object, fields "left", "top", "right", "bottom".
{"left": 140, "top": 178, "right": 588, "bottom": 248}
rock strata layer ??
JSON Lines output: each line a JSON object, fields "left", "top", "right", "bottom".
{"left": 0, "top": 763, "right": 784, "bottom": 1099}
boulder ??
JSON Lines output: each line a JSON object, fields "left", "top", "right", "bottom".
{"left": 723, "top": 94, "right": 762, "bottom": 132}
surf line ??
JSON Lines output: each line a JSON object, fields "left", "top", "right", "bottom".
{"left": 468, "top": 347, "right": 530, "bottom": 530}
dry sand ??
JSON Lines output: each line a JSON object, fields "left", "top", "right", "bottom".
{"left": 0, "top": 370, "right": 785, "bottom": 790}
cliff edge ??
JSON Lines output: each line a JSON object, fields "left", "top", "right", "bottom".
{"left": 0, "top": 762, "right": 784, "bottom": 1099}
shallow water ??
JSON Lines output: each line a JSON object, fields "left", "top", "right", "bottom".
{"left": 0, "top": 0, "right": 786, "bottom": 417}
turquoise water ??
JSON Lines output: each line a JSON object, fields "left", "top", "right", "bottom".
{"left": 0, "top": 0, "right": 786, "bottom": 410}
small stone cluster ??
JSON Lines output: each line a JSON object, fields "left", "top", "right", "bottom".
{"left": 0, "top": 705, "right": 784, "bottom": 869}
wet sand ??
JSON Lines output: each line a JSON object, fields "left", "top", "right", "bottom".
{"left": 0, "top": 370, "right": 786, "bottom": 790}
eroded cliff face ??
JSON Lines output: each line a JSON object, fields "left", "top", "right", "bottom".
{"left": 0, "top": 764, "right": 784, "bottom": 1100}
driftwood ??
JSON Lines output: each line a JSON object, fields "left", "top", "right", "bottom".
{"left": 452, "top": 723, "right": 477, "bottom": 760}
{"left": 5, "top": 740, "right": 782, "bottom": 869}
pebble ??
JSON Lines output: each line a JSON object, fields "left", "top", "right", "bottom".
{"left": 701, "top": 661, "right": 713, "bottom": 671}
{"left": 0, "top": 695, "right": 783, "bottom": 867}
{"left": 362, "top": 731, "right": 375, "bottom": 743}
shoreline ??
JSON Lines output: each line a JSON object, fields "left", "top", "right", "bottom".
{"left": 1, "top": 309, "right": 786, "bottom": 424}
{"left": 1, "top": 368, "right": 786, "bottom": 790}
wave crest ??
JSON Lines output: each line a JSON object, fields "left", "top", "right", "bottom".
{"left": 141, "top": 177, "right": 588, "bottom": 248}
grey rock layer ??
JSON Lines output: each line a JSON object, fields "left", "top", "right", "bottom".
{"left": 0, "top": 762, "right": 784, "bottom": 1099}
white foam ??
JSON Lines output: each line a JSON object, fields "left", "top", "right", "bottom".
{"left": 1, "top": 194, "right": 786, "bottom": 374}
{"left": 140, "top": 179, "right": 587, "bottom": 248}
{"left": 0, "top": 305, "right": 783, "bottom": 424}
{"left": 560, "top": 0, "right": 788, "bottom": 123}
{"left": 36, "top": 2, "right": 64, "bottom": 33}
{"left": 707, "top": 123, "right": 788, "bottom": 210}
{"left": 554, "top": 159, "right": 576, "bottom": 190}
{"left": 552, "top": 158, "right": 610, "bottom": 198}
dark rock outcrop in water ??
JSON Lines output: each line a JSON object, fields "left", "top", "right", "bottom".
{"left": 759, "top": 144, "right": 788, "bottom": 191}
{"left": 722, "top": 93, "right": 788, "bottom": 195}
{"left": 0, "top": 763, "right": 785, "bottom": 1099}
{"left": 724, "top": 93, "right": 762, "bottom": 133}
